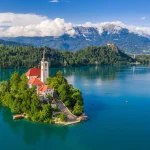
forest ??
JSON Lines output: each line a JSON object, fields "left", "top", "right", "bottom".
{"left": 0, "top": 45, "right": 135, "bottom": 68}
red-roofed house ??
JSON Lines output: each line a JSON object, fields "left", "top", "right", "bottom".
{"left": 38, "top": 85, "right": 54, "bottom": 99}
{"left": 28, "top": 77, "right": 44, "bottom": 88}
{"left": 26, "top": 68, "right": 41, "bottom": 80}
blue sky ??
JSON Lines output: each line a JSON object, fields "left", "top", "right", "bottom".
{"left": 0, "top": 0, "right": 150, "bottom": 25}
{"left": 0, "top": 0, "right": 150, "bottom": 37}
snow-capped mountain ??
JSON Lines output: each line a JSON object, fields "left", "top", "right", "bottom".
{"left": 1, "top": 22, "right": 150, "bottom": 54}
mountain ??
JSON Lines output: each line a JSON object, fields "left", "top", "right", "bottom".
{"left": 0, "top": 39, "right": 26, "bottom": 46}
{"left": 1, "top": 24, "right": 150, "bottom": 54}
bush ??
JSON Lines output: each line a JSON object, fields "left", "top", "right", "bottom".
{"left": 59, "top": 113, "right": 67, "bottom": 122}
{"left": 53, "top": 106, "right": 59, "bottom": 112}
{"left": 50, "top": 119, "right": 55, "bottom": 124}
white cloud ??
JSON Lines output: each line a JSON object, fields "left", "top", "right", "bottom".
{"left": 141, "top": 17, "right": 146, "bottom": 20}
{"left": 0, "top": 16, "right": 75, "bottom": 37}
{"left": 78, "top": 21, "right": 123, "bottom": 34}
{"left": 79, "top": 21, "right": 150, "bottom": 37}
{"left": 0, "top": 13, "right": 47, "bottom": 26}
{"left": 1, "top": 13, "right": 150, "bottom": 37}
{"left": 49, "top": 0, "right": 59, "bottom": 2}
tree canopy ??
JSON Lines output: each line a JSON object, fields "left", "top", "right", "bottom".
{"left": 0, "top": 72, "right": 52, "bottom": 123}
{"left": 0, "top": 45, "right": 135, "bottom": 68}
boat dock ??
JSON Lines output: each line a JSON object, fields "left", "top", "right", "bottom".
{"left": 13, "top": 113, "right": 26, "bottom": 120}
{"left": 80, "top": 113, "right": 89, "bottom": 121}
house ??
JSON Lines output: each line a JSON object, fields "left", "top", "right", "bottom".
{"left": 51, "top": 100, "right": 57, "bottom": 108}
{"left": 38, "top": 85, "right": 54, "bottom": 99}
{"left": 28, "top": 77, "right": 44, "bottom": 88}
{"left": 26, "top": 68, "right": 41, "bottom": 80}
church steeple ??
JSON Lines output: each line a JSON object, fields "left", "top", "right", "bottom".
{"left": 41, "top": 49, "right": 49, "bottom": 83}
{"left": 42, "top": 49, "right": 46, "bottom": 61}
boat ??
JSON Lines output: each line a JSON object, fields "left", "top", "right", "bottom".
{"left": 80, "top": 113, "right": 89, "bottom": 121}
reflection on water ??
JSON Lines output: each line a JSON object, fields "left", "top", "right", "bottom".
{"left": 0, "top": 107, "right": 69, "bottom": 146}
{"left": 0, "top": 68, "right": 28, "bottom": 82}
{"left": 0, "top": 66, "right": 130, "bottom": 82}
{"left": 0, "top": 66, "right": 150, "bottom": 83}
{"left": 53, "top": 65, "right": 130, "bottom": 81}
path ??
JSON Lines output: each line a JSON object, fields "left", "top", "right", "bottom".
{"left": 53, "top": 92, "right": 81, "bottom": 125}
{"left": 57, "top": 100, "right": 78, "bottom": 122}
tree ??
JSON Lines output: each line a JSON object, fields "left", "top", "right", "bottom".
{"left": 46, "top": 94, "right": 53, "bottom": 103}
{"left": 10, "top": 72, "right": 20, "bottom": 94}
{"left": 40, "top": 104, "right": 52, "bottom": 123}
{"left": 19, "top": 74, "right": 28, "bottom": 90}
{"left": 30, "top": 93, "right": 41, "bottom": 114}
{"left": 57, "top": 84, "right": 71, "bottom": 102}
{"left": 73, "top": 104, "right": 83, "bottom": 116}
{"left": 59, "top": 113, "right": 67, "bottom": 122}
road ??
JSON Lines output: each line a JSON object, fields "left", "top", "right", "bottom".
{"left": 53, "top": 91, "right": 81, "bottom": 124}
{"left": 57, "top": 100, "right": 78, "bottom": 122}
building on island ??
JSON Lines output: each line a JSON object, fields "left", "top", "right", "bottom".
{"left": 28, "top": 77, "right": 44, "bottom": 88}
{"left": 38, "top": 85, "right": 53, "bottom": 99}
{"left": 25, "top": 68, "right": 41, "bottom": 80}
{"left": 107, "top": 43, "right": 119, "bottom": 53}
{"left": 25, "top": 50, "right": 54, "bottom": 101}
{"left": 41, "top": 50, "right": 49, "bottom": 84}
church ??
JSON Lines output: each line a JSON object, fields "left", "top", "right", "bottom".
{"left": 25, "top": 51, "right": 54, "bottom": 100}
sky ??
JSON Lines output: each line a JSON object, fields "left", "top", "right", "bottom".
{"left": 0, "top": 0, "right": 150, "bottom": 25}
{"left": 0, "top": 0, "right": 150, "bottom": 37}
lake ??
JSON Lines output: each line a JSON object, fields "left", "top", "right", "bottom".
{"left": 0, "top": 66, "right": 150, "bottom": 150}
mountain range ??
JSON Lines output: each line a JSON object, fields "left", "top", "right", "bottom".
{"left": 1, "top": 23, "right": 150, "bottom": 54}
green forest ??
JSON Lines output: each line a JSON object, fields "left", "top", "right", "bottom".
{"left": 0, "top": 45, "right": 135, "bottom": 68}
{"left": 0, "top": 71, "right": 84, "bottom": 123}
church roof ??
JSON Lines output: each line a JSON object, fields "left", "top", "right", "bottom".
{"left": 26, "top": 68, "right": 41, "bottom": 77}
{"left": 38, "top": 85, "right": 52, "bottom": 92}
{"left": 28, "top": 78, "right": 44, "bottom": 85}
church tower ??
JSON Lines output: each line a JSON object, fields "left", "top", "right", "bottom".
{"left": 41, "top": 50, "right": 49, "bottom": 83}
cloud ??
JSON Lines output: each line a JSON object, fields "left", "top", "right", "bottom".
{"left": 0, "top": 16, "right": 75, "bottom": 37}
{"left": 1, "top": 13, "right": 150, "bottom": 37}
{"left": 79, "top": 21, "right": 150, "bottom": 37}
{"left": 78, "top": 21, "right": 123, "bottom": 34}
{"left": 49, "top": 0, "right": 59, "bottom": 2}
{"left": 0, "top": 13, "right": 47, "bottom": 26}
{"left": 141, "top": 17, "right": 146, "bottom": 20}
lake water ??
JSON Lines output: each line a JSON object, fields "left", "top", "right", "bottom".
{"left": 1, "top": 66, "right": 150, "bottom": 150}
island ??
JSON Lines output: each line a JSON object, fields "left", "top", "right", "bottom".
{"left": 0, "top": 50, "right": 86, "bottom": 125}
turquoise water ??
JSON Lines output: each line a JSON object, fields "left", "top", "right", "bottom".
{"left": 1, "top": 66, "right": 150, "bottom": 150}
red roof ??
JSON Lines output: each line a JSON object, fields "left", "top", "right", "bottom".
{"left": 38, "top": 85, "right": 52, "bottom": 92}
{"left": 26, "top": 68, "right": 41, "bottom": 77}
{"left": 28, "top": 78, "right": 44, "bottom": 85}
